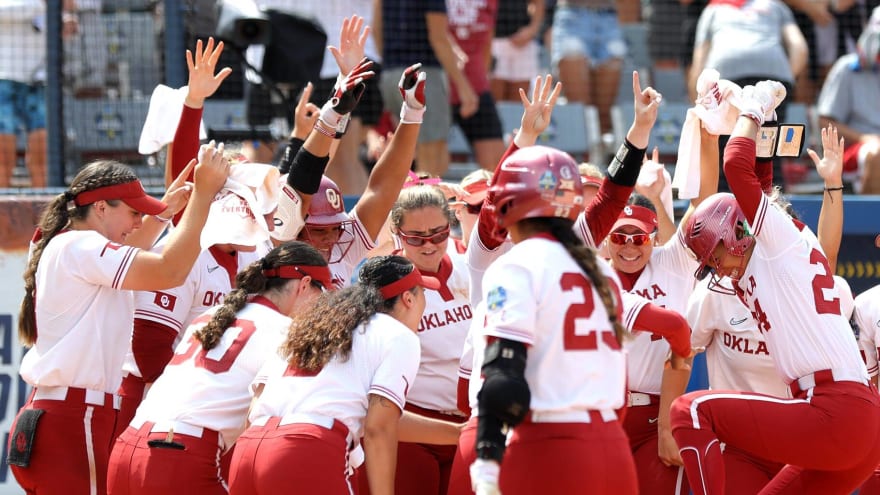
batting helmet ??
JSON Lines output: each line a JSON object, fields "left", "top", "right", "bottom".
{"left": 300, "top": 176, "right": 354, "bottom": 263}
{"left": 487, "top": 146, "right": 584, "bottom": 229}
{"left": 680, "top": 193, "right": 754, "bottom": 292}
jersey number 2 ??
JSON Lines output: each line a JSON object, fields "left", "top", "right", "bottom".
{"left": 169, "top": 318, "right": 257, "bottom": 373}
{"left": 810, "top": 248, "right": 840, "bottom": 315}
{"left": 560, "top": 273, "right": 620, "bottom": 351}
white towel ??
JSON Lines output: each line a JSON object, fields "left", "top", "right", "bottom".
{"left": 138, "top": 85, "right": 207, "bottom": 155}
{"left": 672, "top": 70, "right": 743, "bottom": 199}
{"left": 637, "top": 160, "right": 674, "bottom": 222}
{"left": 199, "top": 163, "right": 280, "bottom": 249}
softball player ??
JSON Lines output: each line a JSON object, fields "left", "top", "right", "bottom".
{"left": 355, "top": 185, "right": 472, "bottom": 495}
{"left": 603, "top": 201, "right": 698, "bottom": 495}
{"left": 116, "top": 164, "right": 278, "bottom": 438}
{"left": 9, "top": 148, "right": 229, "bottom": 494}
{"left": 673, "top": 84, "right": 880, "bottom": 495}
{"left": 107, "top": 241, "right": 330, "bottom": 494}
{"left": 228, "top": 255, "right": 436, "bottom": 495}
{"left": 468, "top": 145, "right": 642, "bottom": 495}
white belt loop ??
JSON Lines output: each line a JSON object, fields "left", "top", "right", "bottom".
{"left": 279, "top": 412, "right": 336, "bottom": 430}
{"left": 627, "top": 392, "right": 653, "bottom": 407}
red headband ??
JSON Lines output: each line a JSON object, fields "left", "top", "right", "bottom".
{"left": 378, "top": 267, "right": 440, "bottom": 299}
{"left": 263, "top": 265, "right": 335, "bottom": 291}
{"left": 463, "top": 180, "right": 489, "bottom": 195}
{"left": 73, "top": 180, "right": 167, "bottom": 216}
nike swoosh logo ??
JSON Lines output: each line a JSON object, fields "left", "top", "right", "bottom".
{"left": 729, "top": 317, "right": 748, "bottom": 326}
{"left": 648, "top": 417, "right": 659, "bottom": 424}
{"left": 207, "top": 265, "right": 221, "bottom": 273}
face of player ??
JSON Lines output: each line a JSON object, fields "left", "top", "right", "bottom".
{"left": 298, "top": 224, "right": 344, "bottom": 261}
{"left": 396, "top": 206, "right": 450, "bottom": 273}
{"left": 94, "top": 200, "right": 143, "bottom": 244}
{"left": 606, "top": 225, "right": 655, "bottom": 274}
{"left": 707, "top": 242, "right": 747, "bottom": 281}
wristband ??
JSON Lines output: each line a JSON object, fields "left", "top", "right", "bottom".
{"left": 824, "top": 185, "right": 844, "bottom": 203}
{"left": 286, "top": 147, "right": 330, "bottom": 195}
{"left": 400, "top": 102, "right": 426, "bottom": 125}
{"left": 313, "top": 121, "right": 336, "bottom": 139}
{"left": 153, "top": 214, "right": 172, "bottom": 224}
{"left": 607, "top": 139, "right": 646, "bottom": 187}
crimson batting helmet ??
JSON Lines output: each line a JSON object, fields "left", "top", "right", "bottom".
{"left": 300, "top": 176, "right": 355, "bottom": 263}
{"left": 487, "top": 146, "right": 584, "bottom": 229}
{"left": 681, "top": 193, "right": 755, "bottom": 293}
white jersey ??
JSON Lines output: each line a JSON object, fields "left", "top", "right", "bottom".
{"left": 466, "top": 210, "right": 597, "bottom": 306}
{"left": 481, "top": 236, "right": 627, "bottom": 414}
{"left": 21, "top": 230, "right": 138, "bottom": 394}
{"left": 249, "top": 313, "right": 421, "bottom": 441}
{"left": 408, "top": 247, "right": 473, "bottom": 413}
{"left": 329, "top": 208, "right": 376, "bottom": 289}
{"left": 132, "top": 298, "right": 290, "bottom": 449}
{"left": 123, "top": 245, "right": 269, "bottom": 378}
{"left": 729, "top": 194, "right": 866, "bottom": 384}
{"left": 622, "top": 235, "right": 699, "bottom": 394}
{"left": 687, "top": 278, "right": 789, "bottom": 397}
{"left": 854, "top": 284, "right": 880, "bottom": 378}
{"left": 461, "top": 290, "right": 647, "bottom": 417}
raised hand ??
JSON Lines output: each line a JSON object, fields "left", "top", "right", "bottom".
{"left": 635, "top": 147, "right": 666, "bottom": 202}
{"left": 291, "top": 82, "right": 320, "bottom": 140}
{"left": 516, "top": 74, "right": 562, "bottom": 146}
{"left": 399, "top": 63, "right": 427, "bottom": 124}
{"left": 158, "top": 159, "right": 195, "bottom": 219}
{"left": 194, "top": 140, "right": 231, "bottom": 196}
{"left": 632, "top": 71, "right": 662, "bottom": 132}
{"left": 318, "top": 58, "right": 376, "bottom": 136}
{"left": 185, "top": 38, "right": 233, "bottom": 108}
{"left": 808, "top": 124, "right": 844, "bottom": 186}
{"left": 327, "top": 15, "right": 370, "bottom": 77}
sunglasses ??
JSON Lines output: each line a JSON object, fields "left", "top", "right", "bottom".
{"left": 609, "top": 231, "right": 655, "bottom": 246}
{"left": 397, "top": 225, "right": 451, "bottom": 247}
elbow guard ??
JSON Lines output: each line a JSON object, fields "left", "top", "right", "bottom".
{"left": 270, "top": 183, "right": 306, "bottom": 242}
{"left": 477, "top": 338, "right": 530, "bottom": 427}
{"left": 606, "top": 139, "right": 645, "bottom": 187}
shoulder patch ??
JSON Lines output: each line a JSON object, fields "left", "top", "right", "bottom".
{"left": 487, "top": 286, "right": 507, "bottom": 311}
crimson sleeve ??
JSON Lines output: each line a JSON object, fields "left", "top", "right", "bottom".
{"left": 756, "top": 158, "right": 773, "bottom": 193}
{"left": 170, "top": 105, "right": 203, "bottom": 224}
{"left": 723, "top": 137, "right": 763, "bottom": 223}
{"left": 631, "top": 303, "right": 692, "bottom": 358}
{"left": 477, "top": 140, "right": 521, "bottom": 250}
{"left": 132, "top": 318, "right": 180, "bottom": 383}
{"left": 456, "top": 376, "right": 472, "bottom": 417}
{"left": 586, "top": 180, "right": 634, "bottom": 244}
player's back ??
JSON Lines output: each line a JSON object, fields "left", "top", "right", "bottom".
{"left": 483, "top": 237, "right": 627, "bottom": 414}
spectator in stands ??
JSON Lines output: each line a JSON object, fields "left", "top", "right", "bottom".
{"left": 448, "top": 0, "right": 507, "bottom": 171}
{"left": 690, "top": 0, "right": 808, "bottom": 189}
{"left": 0, "top": 0, "right": 69, "bottom": 187}
{"left": 551, "top": 0, "right": 627, "bottom": 133}
{"left": 816, "top": 21, "right": 880, "bottom": 193}
{"left": 379, "top": 0, "right": 479, "bottom": 177}
{"left": 490, "top": 0, "right": 544, "bottom": 102}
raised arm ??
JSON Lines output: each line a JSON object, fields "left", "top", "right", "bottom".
{"left": 355, "top": 64, "right": 426, "bottom": 239}
{"left": 810, "top": 125, "right": 845, "bottom": 271}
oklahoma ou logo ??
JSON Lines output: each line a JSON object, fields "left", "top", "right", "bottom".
{"left": 325, "top": 186, "right": 342, "bottom": 211}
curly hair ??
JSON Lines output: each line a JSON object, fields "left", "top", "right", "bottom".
{"left": 194, "top": 241, "right": 327, "bottom": 350}
{"left": 18, "top": 160, "right": 138, "bottom": 346}
{"left": 282, "top": 255, "right": 417, "bottom": 373}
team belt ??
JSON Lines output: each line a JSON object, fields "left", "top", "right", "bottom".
{"left": 33, "top": 386, "right": 121, "bottom": 410}
{"left": 789, "top": 368, "right": 868, "bottom": 397}
{"left": 627, "top": 391, "right": 659, "bottom": 407}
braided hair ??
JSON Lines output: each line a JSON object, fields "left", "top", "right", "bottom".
{"left": 18, "top": 160, "right": 138, "bottom": 346}
{"left": 194, "top": 241, "right": 326, "bottom": 350}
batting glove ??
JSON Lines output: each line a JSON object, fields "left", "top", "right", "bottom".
{"left": 319, "top": 57, "right": 375, "bottom": 136}
{"left": 470, "top": 459, "right": 502, "bottom": 495}
{"left": 399, "top": 63, "right": 427, "bottom": 124}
